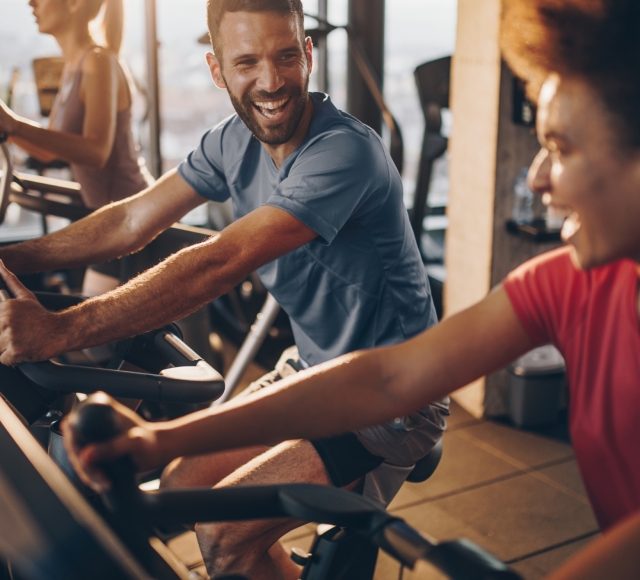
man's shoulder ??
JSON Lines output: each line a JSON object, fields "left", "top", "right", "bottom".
{"left": 310, "top": 93, "right": 377, "bottom": 142}
{"left": 198, "top": 113, "right": 254, "bottom": 161}
{"left": 302, "top": 94, "right": 391, "bottom": 169}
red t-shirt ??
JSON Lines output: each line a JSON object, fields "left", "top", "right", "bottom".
{"left": 503, "top": 246, "right": 640, "bottom": 531}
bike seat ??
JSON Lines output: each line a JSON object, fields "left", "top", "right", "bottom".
{"left": 406, "top": 438, "right": 443, "bottom": 483}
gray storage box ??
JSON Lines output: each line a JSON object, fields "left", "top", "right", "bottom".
{"left": 508, "top": 345, "right": 565, "bottom": 427}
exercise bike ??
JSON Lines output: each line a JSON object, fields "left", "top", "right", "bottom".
{"left": 0, "top": 392, "right": 522, "bottom": 580}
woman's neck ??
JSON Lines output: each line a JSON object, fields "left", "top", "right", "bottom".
{"left": 54, "top": 26, "right": 95, "bottom": 68}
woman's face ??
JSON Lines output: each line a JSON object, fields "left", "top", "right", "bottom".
{"left": 529, "top": 75, "right": 640, "bottom": 269}
{"left": 28, "top": 0, "right": 69, "bottom": 35}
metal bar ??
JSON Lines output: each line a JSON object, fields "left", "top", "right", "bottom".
{"left": 316, "top": 0, "right": 329, "bottom": 93}
{"left": 214, "top": 293, "right": 281, "bottom": 405}
{"left": 145, "top": 0, "right": 162, "bottom": 178}
{"left": 347, "top": 0, "right": 385, "bottom": 134}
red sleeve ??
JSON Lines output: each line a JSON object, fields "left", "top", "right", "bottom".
{"left": 503, "top": 247, "right": 583, "bottom": 347}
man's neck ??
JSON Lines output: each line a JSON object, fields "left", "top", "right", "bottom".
{"left": 262, "top": 95, "right": 314, "bottom": 169}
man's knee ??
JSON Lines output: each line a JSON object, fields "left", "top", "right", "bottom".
{"left": 159, "top": 456, "right": 187, "bottom": 490}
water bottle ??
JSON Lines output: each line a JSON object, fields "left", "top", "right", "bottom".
{"left": 512, "top": 167, "right": 535, "bottom": 224}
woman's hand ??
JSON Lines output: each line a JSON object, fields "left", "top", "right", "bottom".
{"left": 61, "top": 394, "right": 171, "bottom": 492}
{"left": 0, "top": 100, "right": 19, "bottom": 135}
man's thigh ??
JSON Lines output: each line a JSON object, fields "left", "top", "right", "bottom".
{"left": 160, "top": 445, "right": 270, "bottom": 489}
{"left": 195, "top": 440, "right": 351, "bottom": 557}
{"left": 216, "top": 439, "right": 332, "bottom": 489}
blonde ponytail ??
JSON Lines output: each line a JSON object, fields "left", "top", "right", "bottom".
{"left": 87, "top": 0, "right": 124, "bottom": 54}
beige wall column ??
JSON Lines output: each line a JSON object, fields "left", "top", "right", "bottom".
{"left": 445, "top": 0, "right": 503, "bottom": 417}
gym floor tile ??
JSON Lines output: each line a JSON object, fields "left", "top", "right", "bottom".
{"left": 510, "top": 534, "right": 600, "bottom": 579}
{"left": 281, "top": 531, "right": 314, "bottom": 557}
{"left": 280, "top": 523, "right": 317, "bottom": 543}
{"left": 388, "top": 429, "right": 522, "bottom": 509}
{"left": 445, "top": 399, "right": 483, "bottom": 431}
{"left": 374, "top": 551, "right": 448, "bottom": 580}
{"left": 535, "top": 459, "right": 589, "bottom": 500}
{"left": 391, "top": 472, "right": 599, "bottom": 563}
{"left": 167, "top": 532, "right": 202, "bottom": 569}
{"left": 458, "top": 421, "right": 574, "bottom": 469}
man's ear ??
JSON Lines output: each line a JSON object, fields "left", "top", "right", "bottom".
{"left": 206, "top": 52, "right": 226, "bottom": 89}
{"left": 305, "top": 36, "right": 314, "bottom": 73}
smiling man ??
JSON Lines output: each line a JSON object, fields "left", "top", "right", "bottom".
{"left": 0, "top": 0, "right": 446, "bottom": 578}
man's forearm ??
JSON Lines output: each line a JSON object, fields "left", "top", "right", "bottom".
{"left": 55, "top": 233, "right": 238, "bottom": 354}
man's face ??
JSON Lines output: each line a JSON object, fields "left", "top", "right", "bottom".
{"left": 207, "top": 11, "right": 312, "bottom": 146}
{"left": 528, "top": 75, "right": 640, "bottom": 269}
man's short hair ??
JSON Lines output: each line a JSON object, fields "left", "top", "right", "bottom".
{"left": 501, "top": 0, "right": 640, "bottom": 148}
{"left": 207, "top": 0, "right": 305, "bottom": 59}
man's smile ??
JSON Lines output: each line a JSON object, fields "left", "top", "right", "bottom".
{"left": 252, "top": 97, "right": 291, "bottom": 120}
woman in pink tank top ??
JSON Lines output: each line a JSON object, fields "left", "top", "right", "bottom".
{"left": 0, "top": 0, "right": 152, "bottom": 293}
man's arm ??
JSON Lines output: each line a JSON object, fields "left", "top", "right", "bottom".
{"left": 0, "top": 169, "right": 201, "bottom": 275}
{"left": 0, "top": 200, "right": 317, "bottom": 364}
{"left": 63, "top": 286, "right": 536, "bottom": 491}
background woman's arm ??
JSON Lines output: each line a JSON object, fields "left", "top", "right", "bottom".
{"left": 0, "top": 48, "right": 119, "bottom": 169}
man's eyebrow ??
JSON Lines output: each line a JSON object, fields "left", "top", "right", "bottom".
{"left": 230, "top": 45, "right": 303, "bottom": 63}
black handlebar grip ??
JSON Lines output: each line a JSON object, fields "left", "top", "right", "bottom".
{"left": 68, "top": 393, "right": 124, "bottom": 449}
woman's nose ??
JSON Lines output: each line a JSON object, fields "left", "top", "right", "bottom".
{"left": 528, "top": 148, "right": 552, "bottom": 195}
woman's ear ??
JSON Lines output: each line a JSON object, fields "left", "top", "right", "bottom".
{"left": 206, "top": 52, "right": 227, "bottom": 90}
{"left": 66, "top": 0, "right": 84, "bottom": 15}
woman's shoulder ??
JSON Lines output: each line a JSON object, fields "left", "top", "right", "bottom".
{"left": 81, "top": 46, "right": 119, "bottom": 74}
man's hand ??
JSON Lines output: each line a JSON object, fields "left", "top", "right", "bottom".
{"left": 0, "top": 261, "right": 65, "bottom": 365}
{"left": 0, "top": 100, "right": 18, "bottom": 135}
{"left": 61, "top": 394, "right": 168, "bottom": 492}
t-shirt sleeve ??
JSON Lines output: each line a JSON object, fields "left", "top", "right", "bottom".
{"left": 503, "top": 247, "right": 580, "bottom": 346}
{"left": 177, "top": 123, "right": 231, "bottom": 203}
{"left": 265, "top": 129, "right": 390, "bottom": 244}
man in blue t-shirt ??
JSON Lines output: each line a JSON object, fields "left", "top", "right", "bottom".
{"left": 0, "top": 1, "right": 447, "bottom": 578}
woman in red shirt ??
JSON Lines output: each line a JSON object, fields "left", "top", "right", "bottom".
{"left": 55, "top": 0, "right": 640, "bottom": 577}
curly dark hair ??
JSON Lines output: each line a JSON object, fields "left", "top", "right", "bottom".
{"left": 501, "top": 0, "right": 640, "bottom": 147}
{"left": 206, "top": 0, "right": 305, "bottom": 59}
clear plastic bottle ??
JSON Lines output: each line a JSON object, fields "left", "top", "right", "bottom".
{"left": 512, "top": 167, "right": 535, "bottom": 224}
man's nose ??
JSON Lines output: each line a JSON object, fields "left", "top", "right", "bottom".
{"left": 255, "top": 61, "right": 284, "bottom": 94}
{"left": 528, "top": 148, "right": 551, "bottom": 195}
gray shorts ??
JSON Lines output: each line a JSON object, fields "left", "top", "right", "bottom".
{"left": 242, "top": 346, "right": 449, "bottom": 506}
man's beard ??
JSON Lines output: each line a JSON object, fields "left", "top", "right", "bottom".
{"left": 226, "top": 77, "right": 310, "bottom": 145}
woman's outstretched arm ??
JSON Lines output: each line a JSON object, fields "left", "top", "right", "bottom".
{"left": 63, "top": 286, "right": 535, "bottom": 491}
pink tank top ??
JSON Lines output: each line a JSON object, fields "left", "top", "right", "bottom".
{"left": 50, "top": 48, "right": 151, "bottom": 209}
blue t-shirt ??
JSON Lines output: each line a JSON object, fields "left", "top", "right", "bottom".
{"left": 178, "top": 93, "right": 437, "bottom": 367}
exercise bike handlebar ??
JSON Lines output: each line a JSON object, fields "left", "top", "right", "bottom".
{"left": 71, "top": 398, "right": 522, "bottom": 580}
{"left": 0, "top": 278, "right": 224, "bottom": 404}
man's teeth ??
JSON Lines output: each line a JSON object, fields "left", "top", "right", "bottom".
{"left": 255, "top": 98, "right": 288, "bottom": 111}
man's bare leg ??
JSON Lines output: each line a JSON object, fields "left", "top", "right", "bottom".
{"left": 163, "top": 439, "right": 358, "bottom": 580}
{"left": 160, "top": 445, "right": 270, "bottom": 489}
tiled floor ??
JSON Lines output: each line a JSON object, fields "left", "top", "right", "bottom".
{"left": 166, "top": 378, "right": 600, "bottom": 579}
